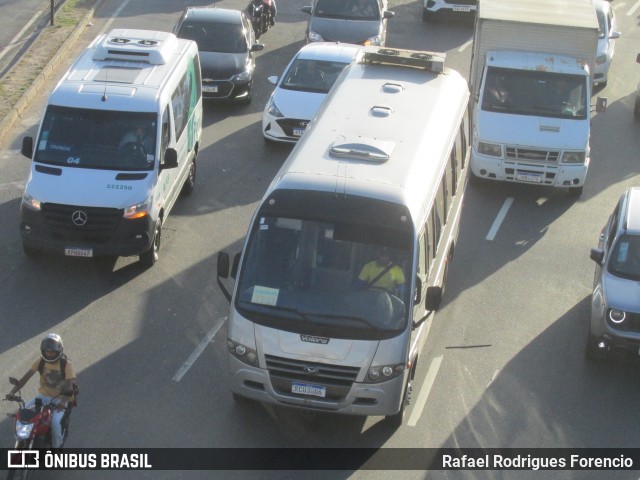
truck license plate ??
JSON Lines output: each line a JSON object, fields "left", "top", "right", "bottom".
{"left": 292, "top": 382, "right": 326, "bottom": 397}
{"left": 65, "top": 247, "right": 93, "bottom": 257}
{"left": 516, "top": 173, "right": 542, "bottom": 183}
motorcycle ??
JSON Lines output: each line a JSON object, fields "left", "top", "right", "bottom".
{"left": 4, "top": 377, "right": 74, "bottom": 480}
{"left": 248, "top": 0, "right": 273, "bottom": 38}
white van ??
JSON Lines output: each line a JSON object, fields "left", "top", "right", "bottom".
{"left": 217, "top": 47, "right": 470, "bottom": 427}
{"left": 20, "top": 29, "right": 203, "bottom": 266}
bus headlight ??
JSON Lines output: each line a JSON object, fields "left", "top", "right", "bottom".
{"left": 227, "top": 339, "right": 258, "bottom": 365}
{"left": 561, "top": 152, "right": 585, "bottom": 164}
{"left": 477, "top": 142, "right": 502, "bottom": 157}
{"left": 365, "top": 364, "right": 405, "bottom": 383}
{"left": 22, "top": 193, "right": 42, "bottom": 211}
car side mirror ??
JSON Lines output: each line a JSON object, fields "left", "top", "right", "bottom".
{"left": 610, "top": 31, "right": 621, "bottom": 40}
{"left": 161, "top": 148, "right": 178, "bottom": 170}
{"left": 425, "top": 286, "right": 442, "bottom": 312}
{"left": 590, "top": 248, "right": 604, "bottom": 265}
{"left": 21, "top": 136, "right": 33, "bottom": 159}
{"left": 268, "top": 75, "right": 278, "bottom": 85}
{"left": 251, "top": 43, "right": 265, "bottom": 52}
{"left": 383, "top": 10, "right": 395, "bottom": 19}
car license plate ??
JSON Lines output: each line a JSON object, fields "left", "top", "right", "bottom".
{"left": 453, "top": 6, "right": 471, "bottom": 11}
{"left": 293, "top": 128, "right": 306, "bottom": 137}
{"left": 516, "top": 173, "right": 542, "bottom": 183}
{"left": 291, "top": 382, "right": 326, "bottom": 397}
{"left": 203, "top": 85, "right": 218, "bottom": 93}
{"left": 65, "top": 247, "right": 93, "bottom": 257}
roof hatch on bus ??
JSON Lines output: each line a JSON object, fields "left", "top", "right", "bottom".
{"left": 92, "top": 29, "right": 179, "bottom": 65}
{"left": 329, "top": 135, "right": 395, "bottom": 162}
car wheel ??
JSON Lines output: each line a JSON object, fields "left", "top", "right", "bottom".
{"left": 139, "top": 217, "right": 162, "bottom": 267}
{"left": 181, "top": 158, "right": 196, "bottom": 196}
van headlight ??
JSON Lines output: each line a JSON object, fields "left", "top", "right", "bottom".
{"left": 227, "top": 339, "right": 258, "bottom": 365}
{"left": 596, "top": 54, "right": 607, "bottom": 65}
{"left": 308, "top": 31, "right": 324, "bottom": 42}
{"left": 123, "top": 200, "right": 150, "bottom": 219}
{"left": 365, "top": 364, "right": 405, "bottom": 383}
{"left": 22, "top": 193, "right": 42, "bottom": 211}
{"left": 477, "top": 142, "right": 502, "bottom": 157}
{"left": 561, "top": 152, "right": 585, "bottom": 164}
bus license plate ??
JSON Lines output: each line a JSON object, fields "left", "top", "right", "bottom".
{"left": 203, "top": 85, "right": 218, "bottom": 93}
{"left": 453, "top": 6, "right": 471, "bottom": 11}
{"left": 292, "top": 382, "right": 326, "bottom": 397}
{"left": 293, "top": 128, "right": 306, "bottom": 137}
{"left": 65, "top": 247, "right": 93, "bottom": 257}
{"left": 516, "top": 173, "right": 542, "bottom": 183}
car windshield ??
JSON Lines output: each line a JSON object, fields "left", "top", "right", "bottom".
{"left": 281, "top": 59, "right": 350, "bottom": 93}
{"left": 178, "top": 21, "right": 246, "bottom": 54}
{"left": 34, "top": 106, "right": 157, "bottom": 171}
{"left": 314, "top": 0, "right": 381, "bottom": 20}
{"left": 235, "top": 215, "right": 411, "bottom": 340}
{"left": 608, "top": 233, "right": 640, "bottom": 281}
{"left": 481, "top": 67, "right": 588, "bottom": 120}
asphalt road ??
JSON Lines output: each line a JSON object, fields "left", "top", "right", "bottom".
{"left": 1, "top": 0, "right": 640, "bottom": 479}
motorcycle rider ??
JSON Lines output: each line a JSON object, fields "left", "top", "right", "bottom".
{"left": 247, "top": 0, "right": 277, "bottom": 26}
{"left": 5, "top": 333, "right": 77, "bottom": 448}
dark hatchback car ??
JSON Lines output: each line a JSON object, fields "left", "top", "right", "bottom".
{"left": 174, "top": 7, "right": 264, "bottom": 103}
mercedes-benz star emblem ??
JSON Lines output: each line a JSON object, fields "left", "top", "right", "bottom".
{"left": 71, "top": 210, "right": 88, "bottom": 226}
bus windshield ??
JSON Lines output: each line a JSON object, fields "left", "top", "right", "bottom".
{"left": 235, "top": 215, "right": 412, "bottom": 340}
{"left": 34, "top": 106, "right": 157, "bottom": 171}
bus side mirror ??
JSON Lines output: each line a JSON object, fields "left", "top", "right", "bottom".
{"left": 595, "top": 97, "right": 607, "bottom": 113}
{"left": 21, "top": 136, "right": 33, "bottom": 159}
{"left": 590, "top": 247, "right": 604, "bottom": 265}
{"left": 161, "top": 148, "right": 178, "bottom": 170}
{"left": 425, "top": 286, "right": 442, "bottom": 312}
{"left": 414, "top": 275, "right": 422, "bottom": 304}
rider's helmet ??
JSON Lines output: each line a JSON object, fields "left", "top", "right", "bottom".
{"left": 40, "top": 333, "right": 64, "bottom": 363}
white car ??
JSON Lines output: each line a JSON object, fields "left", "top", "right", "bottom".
{"left": 262, "top": 42, "right": 361, "bottom": 143}
{"left": 594, "top": 0, "right": 621, "bottom": 87}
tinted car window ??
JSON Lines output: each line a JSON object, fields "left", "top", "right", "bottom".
{"left": 315, "top": 0, "right": 381, "bottom": 20}
{"left": 281, "top": 59, "right": 350, "bottom": 93}
{"left": 178, "top": 21, "right": 247, "bottom": 54}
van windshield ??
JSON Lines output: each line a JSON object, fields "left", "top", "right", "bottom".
{"left": 236, "top": 214, "right": 411, "bottom": 340}
{"left": 34, "top": 106, "right": 157, "bottom": 171}
{"left": 481, "top": 67, "right": 587, "bottom": 120}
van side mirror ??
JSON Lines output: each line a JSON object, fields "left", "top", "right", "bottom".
{"left": 21, "top": 136, "right": 33, "bottom": 159}
{"left": 590, "top": 248, "right": 604, "bottom": 265}
{"left": 218, "top": 252, "right": 230, "bottom": 279}
{"left": 595, "top": 97, "right": 607, "bottom": 113}
{"left": 231, "top": 253, "right": 240, "bottom": 279}
{"left": 425, "top": 286, "right": 442, "bottom": 312}
{"left": 161, "top": 148, "right": 178, "bottom": 170}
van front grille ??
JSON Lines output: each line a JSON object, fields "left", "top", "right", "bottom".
{"left": 42, "top": 203, "right": 122, "bottom": 242}
{"left": 505, "top": 147, "right": 560, "bottom": 163}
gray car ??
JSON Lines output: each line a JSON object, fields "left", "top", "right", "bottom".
{"left": 588, "top": 187, "right": 640, "bottom": 359}
{"left": 302, "top": 0, "right": 394, "bottom": 46}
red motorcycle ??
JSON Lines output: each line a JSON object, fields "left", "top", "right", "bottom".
{"left": 4, "top": 377, "right": 74, "bottom": 480}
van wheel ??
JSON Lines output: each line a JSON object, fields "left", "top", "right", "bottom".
{"left": 140, "top": 218, "right": 162, "bottom": 267}
{"left": 181, "top": 158, "right": 196, "bottom": 196}
{"left": 22, "top": 242, "right": 40, "bottom": 257}
{"left": 385, "top": 380, "right": 411, "bottom": 429}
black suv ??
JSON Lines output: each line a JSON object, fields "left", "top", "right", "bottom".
{"left": 174, "top": 7, "right": 264, "bottom": 103}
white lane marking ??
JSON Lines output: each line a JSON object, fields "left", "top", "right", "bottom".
{"left": 486, "top": 197, "right": 514, "bottom": 241}
{"left": 407, "top": 355, "right": 443, "bottom": 427}
{"left": 457, "top": 39, "right": 472, "bottom": 53}
{"left": 172, "top": 317, "right": 226, "bottom": 382}
{"left": 627, "top": 0, "right": 640, "bottom": 15}
{"left": 0, "top": 10, "right": 43, "bottom": 61}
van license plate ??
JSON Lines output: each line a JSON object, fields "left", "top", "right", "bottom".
{"left": 293, "top": 128, "right": 305, "bottom": 137}
{"left": 516, "top": 173, "right": 542, "bottom": 183}
{"left": 65, "top": 247, "right": 93, "bottom": 257}
{"left": 453, "top": 6, "right": 471, "bottom": 11}
{"left": 203, "top": 86, "right": 218, "bottom": 93}
{"left": 292, "top": 382, "right": 326, "bottom": 397}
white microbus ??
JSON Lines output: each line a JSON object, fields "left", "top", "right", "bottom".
{"left": 20, "top": 29, "right": 202, "bottom": 266}
{"left": 217, "top": 47, "right": 470, "bottom": 426}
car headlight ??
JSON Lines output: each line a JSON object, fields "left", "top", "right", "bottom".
{"left": 608, "top": 309, "right": 626, "bottom": 324}
{"left": 308, "top": 31, "right": 324, "bottom": 42}
{"left": 596, "top": 54, "right": 607, "bottom": 65}
{"left": 232, "top": 67, "right": 253, "bottom": 83}
{"left": 21, "top": 193, "right": 41, "bottom": 211}
{"left": 16, "top": 421, "right": 35, "bottom": 439}
{"left": 364, "top": 364, "right": 405, "bottom": 384}
{"left": 266, "top": 98, "right": 284, "bottom": 118}
{"left": 228, "top": 339, "right": 258, "bottom": 365}
{"left": 123, "top": 200, "right": 150, "bottom": 219}
{"left": 477, "top": 142, "right": 502, "bottom": 157}
{"left": 363, "top": 35, "right": 382, "bottom": 46}
{"left": 561, "top": 152, "right": 585, "bottom": 164}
